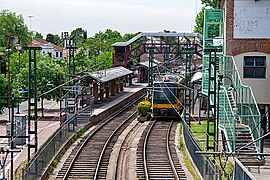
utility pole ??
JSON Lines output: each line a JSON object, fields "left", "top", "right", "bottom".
{"left": 23, "top": 46, "right": 41, "bottom": 175}
{"left": 148, "top": 48, "right": 154, "bottom": 99}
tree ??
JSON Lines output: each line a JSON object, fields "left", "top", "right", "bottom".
{"left": 53, "top": 34, "right": 61, "bottom": 46}
{"left": 194, "top": 8, "right": 204, "bottom": 35}
{"left": 70, "top": 28, "right": 87, "bottom": 47}
{"left": 9, "top": 51, "right": 67, "bottom": 103}
{"left": 46, "top": 33, "right": 55, "bottom": 43}
{"left": 123, "top": 32, "right": 140, "bottom": 41}
{"left": 201, "top": 0, "right": 219, "bottom": 7}
{"left": 0, "top": 74, "right": 7, "bottom": 111}
{"left": 0, "top": 10, "right": 31, "bottom": 47}
{"left": 34, "top": 32, "right": 43, "bottom": 39}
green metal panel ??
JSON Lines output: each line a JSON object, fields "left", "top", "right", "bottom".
{"left": 202, "top": 8, "right": 261, "bottom": 154}
{"left": 203, "top": 9, "right": 224, "bottom": 152}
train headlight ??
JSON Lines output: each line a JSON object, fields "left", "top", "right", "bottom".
{"left": 153, "top": 104, "right": 158, "bottom": 107}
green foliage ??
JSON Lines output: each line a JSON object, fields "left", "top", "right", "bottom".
{"left": 137, "top": 100, "right": 151, "bottom": 117}
{"left": 34, "top": 32, "right": 43, "bottom": 39}
{"left": 194, "top": 8, "right": 204, "bottom": 35}
{"left": 45, "top": 33, "right": 61, "bottom": 45}
{"left": 0, "top": 10, "right": 30, "bottom": 47}
{"left": 0, "top": 74, "right": 7, "bottom": 110}
{"left": 201, "top": 0, "right": 219, "bottom": 8}
{"left": 75, "top": 127, "right": 87, "bottom": 139}
{"left": 9, "top": 51, "right": 67, "bottom": 102}
{"left": 51, "top": 159, "right": 58, "bottom": 167}
{"left": 179, "top": 123, "right": 199, "bottom": 180}
{"left": 71, "top": 28, "right": 87, "bottom": 47}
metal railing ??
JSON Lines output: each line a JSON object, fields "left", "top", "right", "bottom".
{"left": 220, "top": 56, "right": 261, "bottom": 153}
{"left": 24, "top": 96, "right": 94, "bottom": 179}
{"left": 202, "top": 54, "right": 261, "bottom": 153}
{"left": 183, "top": 122, "right": 221, "bottom": 180}
{"left": 234, "top": 158, "right": 256, "bottom": 180}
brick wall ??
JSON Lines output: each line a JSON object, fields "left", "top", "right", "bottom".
{"left": 225, "top": 0, "right": 270, "bottom": 56}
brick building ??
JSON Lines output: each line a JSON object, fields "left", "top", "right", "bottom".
{"left": 222, "top": 0, "right": 270, "bottom": 130}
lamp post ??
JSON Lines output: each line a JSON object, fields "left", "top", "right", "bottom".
{"left": 5, "top": 48, "right": 11, "bottom": 122}
{"left": 16, "top": 44, "right": 22, "bottom": 73}
{"left": 28, "top": 15, "right": 33, "bottom": 31}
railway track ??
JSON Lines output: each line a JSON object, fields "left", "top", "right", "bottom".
{"left": 56, "top": 98, "right": 141, "bottom": 180}
{"left": 137, "top": 120, "right": 187, "bottom": 180}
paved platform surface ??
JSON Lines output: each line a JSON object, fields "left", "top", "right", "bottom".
{"left": 0, "top": 82, "right": 146, "bottom": 179}
{"left": 247, "top": 147, "right": 270, "bottom": 179}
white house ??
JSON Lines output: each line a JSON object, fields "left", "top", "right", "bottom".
{"left": 32, "top": 38, "right": 63, "bottom": 60}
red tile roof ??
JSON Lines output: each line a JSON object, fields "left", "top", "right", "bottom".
{"left": 32, "top": 38, "right": 62, "bottom": 51}
{"left": 53, "top": 44, "right": 63, "bottom": 51}
{"left": 33, "top": 38, "right": 49, "bottom": 44}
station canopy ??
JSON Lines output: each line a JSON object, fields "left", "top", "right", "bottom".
{"left": 88, "top": 66, "right": 132, "bottom": 83}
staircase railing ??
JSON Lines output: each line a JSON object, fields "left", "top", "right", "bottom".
{"left": 219, "top": 87, "right": 235, "bottom": 152}
{"left": 219, "top": 56, "right": 261, "bottom": 153}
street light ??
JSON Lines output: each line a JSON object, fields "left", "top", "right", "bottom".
{"left": 28, "top": 15, "right": 33, "bottom": 31}
{"left": 16, "top": 44, "right": 22, "bottom": 73}
{"left": 5, "top": 48, "right": 11, "bottom": 122}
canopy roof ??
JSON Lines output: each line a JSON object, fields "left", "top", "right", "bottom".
{"left": 88, "top": 66, "right": 132, "bottom": 83}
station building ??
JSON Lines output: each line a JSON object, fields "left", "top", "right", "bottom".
{"left": 222, "top": 0, "right": 270, "bottom": 131}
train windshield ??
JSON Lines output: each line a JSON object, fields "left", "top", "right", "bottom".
{"left": 153, "top": 83, "right": 176, "bottom": 100}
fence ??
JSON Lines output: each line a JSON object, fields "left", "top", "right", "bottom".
{"left": 234, "top": 158, "right": 256, "bottom": 180}
{"left": 183, "top": 122, "right": 221, "bottom": 180}
{"left": 23, "top": 107, "right": 91, "bottom": 179}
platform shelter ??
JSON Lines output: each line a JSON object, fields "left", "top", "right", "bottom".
{"left": 87, "top": 66, "right": 133, "bottom": 102}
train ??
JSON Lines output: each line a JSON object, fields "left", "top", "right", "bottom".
{"left": 151, "top": 74, "right": 184, "bottom": 119}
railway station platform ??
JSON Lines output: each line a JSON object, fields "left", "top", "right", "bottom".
{"left": 92, "top": 82, "right": 147, "bottom": 116}
{"left": 0, "top": 81, "right": 147, "bottom": 179}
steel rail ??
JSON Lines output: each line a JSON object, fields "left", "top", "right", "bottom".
{"left": 63, "top": 94, "right": 145, "bottom": 180}
{"left": 143, "top": 119, "right": 156, "bottom": 180}
{"left": 166, "top": 120, "right": 180, "bottom": 180}
{"left": 114, "top": 120, "right": 141, "bottom": 179}
{"left": 93, "top": 111, "right": 137, "bottom": 180}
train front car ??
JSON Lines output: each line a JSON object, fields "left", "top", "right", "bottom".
{"left": 152, "top": 75, "right": 181, "bottom": 119}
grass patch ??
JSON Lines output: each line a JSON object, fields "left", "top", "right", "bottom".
{"left": 14, "top": 159, "right": 27, "bottom": 180}
{"left": 189, "top": 121, "right": 234, "bottom": 179}
{"left": 179, "top": 123, "right": 199, "bottom": 180}
{"left": 190, "top": 121, "right": 214, "bottom": 150}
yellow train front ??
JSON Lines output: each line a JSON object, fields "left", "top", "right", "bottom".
{"left": 151, "top": 75, "right": 183, "bottom": 119}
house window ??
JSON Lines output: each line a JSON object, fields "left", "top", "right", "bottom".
{"left": 56, "top": 52, "right": 59, "bottom": 57}
{"left": 60, "top": 52, "right": 62, "bottom": 57}
{"left": 243, "top": 56, "right": 266, "bottom": 78}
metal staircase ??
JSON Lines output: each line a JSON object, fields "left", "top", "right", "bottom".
{"left": 202, "top": 9, "right": 263, "bottom": 164}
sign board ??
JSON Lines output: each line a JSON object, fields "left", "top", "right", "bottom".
{"left": 234, "top": 0, "right": 270, "bottom": 39}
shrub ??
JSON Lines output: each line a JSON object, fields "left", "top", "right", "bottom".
{"left": 137, "top": 100, "right": 151, "bottom": 117}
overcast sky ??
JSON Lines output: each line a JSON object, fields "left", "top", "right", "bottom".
{"left": 2, "top": 0, "right": 203, "bottom": 37}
